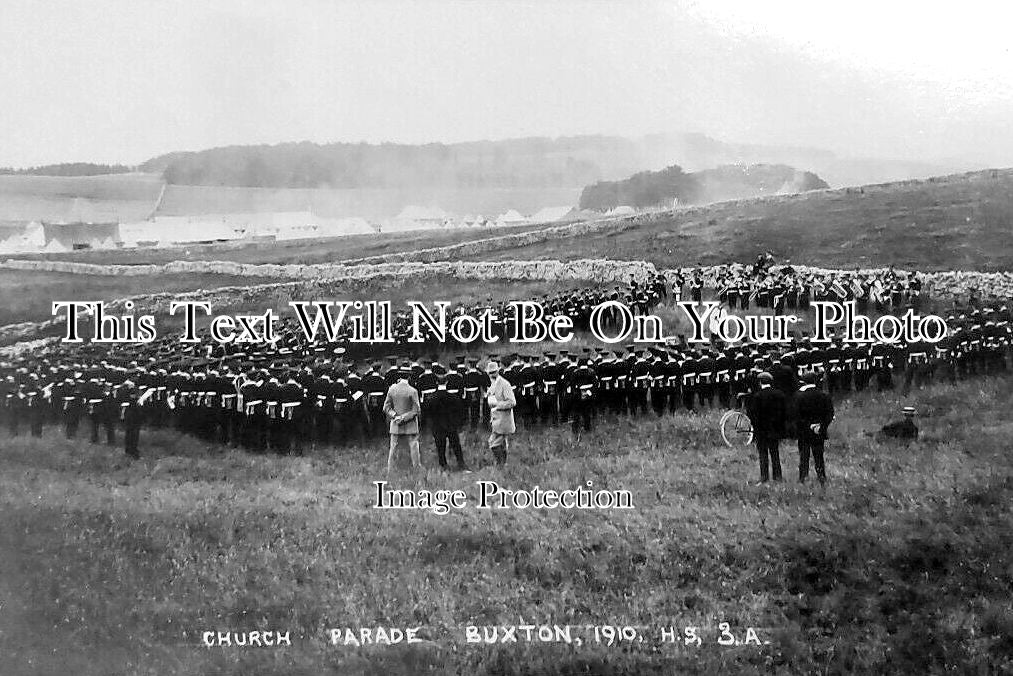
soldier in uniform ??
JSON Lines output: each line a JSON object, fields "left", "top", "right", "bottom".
{"left": 517, "top": 354, "right": 540, "bottom": 428}
{"left": 277, "top": 371, "right": 305, "bottom": 454}
{"left": 343, "top": 361, "right": 368, "bottom": 445}
{"left": 119, "top": 380, "right": 150, "bottom": 459}
{"left": 649, "top": 348, "right": 668, "bottom": 417}
{"left": 540, "top": 352, "right": 562, "bottom": 425}
{"left": 424, "top": 374, "right": 468, "bottom": 470}
{"left": 463, "top": 357, "right": 488, "bottom": 431}
{"left": 567, "top": 357, "right": 597, "bottom": 440}
{"left": 1, "top": 374, "right": 21, "bottom": 437}
{"left": 714, "top": 347, "right": 733, "bottom": 409}
{"left": 870, "top": 340, "right": 894, "bottom": 391}
{"left": 361, "top": 362, "right": 389, "bottom": 439}
{"left": 628, "top": 348, "right": 652, "bottom": 416}
{"left": 680, "top": 350, "right": 698, "bottom": 411}
{"left": 694, "top": 349, "right": 716, "bottom": 409}
{"left": 239, "top": 369, "right": 267, "bottom": 452}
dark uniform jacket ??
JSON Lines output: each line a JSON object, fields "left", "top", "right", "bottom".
{"left": 794, "top": 386, "right": 834, "bottom": 438}
{"left": 424, "top": 387, "right": 466, "bottom": 432}
{"left": 749, "top": 386, "right": 787, "bottom": 438}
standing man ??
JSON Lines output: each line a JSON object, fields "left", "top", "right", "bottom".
{"left": 748, "top": 371, "right": 786, "bottom": 483}
{"left": 424, "top": 375, "right": 468, "bottom": 471}
{"left": 383, "top": 368, "right": 422, "bottom": 474}
{"left": 794, "top": 372, "right": 834, "bottom": 485}
{"left": 484, "top": 361, "right": 516, "bottom": 466}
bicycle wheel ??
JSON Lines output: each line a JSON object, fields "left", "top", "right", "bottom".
{"left": 720, "top": 410, "right": 754, "bottom": 449}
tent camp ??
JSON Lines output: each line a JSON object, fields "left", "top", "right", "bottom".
{"left": 380, "top": 205, "right": 451, "bottom": 233}
{"left": 316, "top": 217, "right": 377, "bottom": 237}
{"left": 41, "top": 222, "right": 122, "bottom": 250}
{"left": 529, "top": 206, "right": 576, "bottom": 224}
{"left": 0, "top": 222, "right": 46, "bottom": 253}
{"left": 495, "top": 209, "right": 529, "bottom": 227}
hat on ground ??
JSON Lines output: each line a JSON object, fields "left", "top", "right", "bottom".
{"left": 902, "top": 406, "right": 916, "bottom": 415}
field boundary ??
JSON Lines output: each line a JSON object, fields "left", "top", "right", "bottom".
{"left": 658, "top": 265, "right": 1013, "bottom": 306}
{"left": 0, "top": 259, "right": 657, "bottom": 345}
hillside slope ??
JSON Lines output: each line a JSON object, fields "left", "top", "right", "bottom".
{"left": 466, "top": 168, "right": 1013, "bottom": 271}
{"left": 578, "top": 164, "right": 828, "bottom": 210}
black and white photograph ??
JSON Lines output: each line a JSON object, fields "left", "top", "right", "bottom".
{"left": 1, "top": 1, "right": 1012, "bottom": 674}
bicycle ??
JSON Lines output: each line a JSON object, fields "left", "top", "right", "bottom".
{"left": 719, "top": 391, "right": 754, "bottom": 448}
{"left": 719, "top": 408, "right": 754, "bottom": 448}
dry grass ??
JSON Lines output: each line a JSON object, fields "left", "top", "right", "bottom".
{"left": 461, "top": 170, "right": 1013, "bottom": 271}
{"left": 0, "top": 270, "right": 256, "bottom": 327}
{"left": 1, "top": 375, "right": 1010, "bottom": 675}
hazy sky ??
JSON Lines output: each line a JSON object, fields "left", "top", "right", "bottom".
{"left": 1, "top": 0, "right": 1011, "bottom": 168}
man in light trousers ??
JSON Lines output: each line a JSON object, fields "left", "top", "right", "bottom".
{"left": 383, "top": 370, "right": 422, "bottom": 473}
{"left": 485, "top": 361, "right": 516, "bottom": 465}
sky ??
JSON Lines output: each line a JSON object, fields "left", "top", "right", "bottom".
{"left": 0, "top": 0, "right": 1011, "bottom": 168}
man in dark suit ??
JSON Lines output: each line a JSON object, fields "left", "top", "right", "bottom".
{"left": 748, "top": 371, "right": 786, "bottom": 482}
{"left": 794, "top": 372, "right": 835, "bottom": 485}
{"left": 424, "top": 375, "right": 468, "bottom": 471}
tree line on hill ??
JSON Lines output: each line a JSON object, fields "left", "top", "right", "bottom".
{"left": 139, "top": 139, "right": 629, "bottom": 190}
{"left": 0, "top": 163, "right": 134, "bottom": 177}
{"left": 577, "top": 164, "right": 829, "bottom": 210}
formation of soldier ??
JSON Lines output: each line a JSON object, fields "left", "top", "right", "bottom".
{"left": 2, "top": 296, "right": 1009, "bottom": 458}
{"left": 672, "top": 262, "right": 928, "bottom": 314}
{"left": 283, "top": 275, "right": 671, "bottom": 357}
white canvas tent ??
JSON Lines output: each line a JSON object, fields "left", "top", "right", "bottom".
{"left": 381, "top": 205, "right": 452, "bottom": 233}
{"left": 0, "top": 222, "right": 46, "bottom": 253}
{"left": 529, "top": 206, "right": 575, "bottom": 224}
{"left": 316, "top": 217, "right": 377, "bottom": 237}
{"left": 495, "top": 209, "right": 528, "bottom": 227}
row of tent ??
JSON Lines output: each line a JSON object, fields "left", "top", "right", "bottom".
{"left": 0, "top": 213, "right": 377, "bottom": 253}
{"left": 377, "top": 205, "right": 606, "bottom": 233}
{"left": 0, "top": 204, "right": 630, "bottom": 253}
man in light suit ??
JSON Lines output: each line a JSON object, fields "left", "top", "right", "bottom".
{"left": 485, "top": 361, "right": 516, "bottom": 465}
{"left": 383, "top": 369, "right": 422, "bottom": 474}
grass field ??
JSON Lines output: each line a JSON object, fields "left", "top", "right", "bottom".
{"left": 0, "top": 270, "right": 268, "bottom": 328}
{"left": 2, "top": 374, "right": 1010, "bottom": 675}
{"left": 461, "top": 169, "right": 1013, "bottom": 271}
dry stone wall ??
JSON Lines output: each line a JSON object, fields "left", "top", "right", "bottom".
{"left": 0, "top": 257, "right": 656, "bottom": 283}
{"left": 0, "top": 259, "right": 657, "bottom": 345}
{"left": 661, "top": 264, "right": 1013, "bottom": 301}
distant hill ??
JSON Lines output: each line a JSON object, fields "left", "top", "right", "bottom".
{"left": 139, "top": 134, "right": 969, "bottom": 191}
{"left": 0, "top": 163, "right": 133, "bottom": 177}
{"left": 463, "top": 168, "right": 1013, "bottom": 272}
{"left": 0, "top": 134, "right": 978, "bottom": 225}
{"left": 578, "top": 164, "right": 829, "bottom": 210}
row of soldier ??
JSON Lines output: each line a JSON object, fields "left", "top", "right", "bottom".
{"left": 2, "top": 304, "right": 1009, "bottom": 457}
{"left": 675, "top": 263, "right": 927, "bottom": 315}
